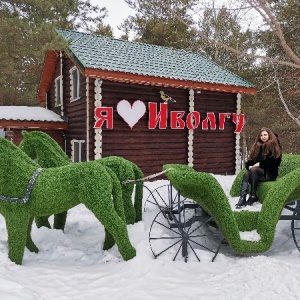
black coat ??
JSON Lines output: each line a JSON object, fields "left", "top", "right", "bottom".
{"left": 246, "top": 148, "right": 282, "bottom": 180}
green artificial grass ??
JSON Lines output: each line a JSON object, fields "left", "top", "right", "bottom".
{"left": 98, "top": 156, "right": 144, "bottom": 224}
{"left": 0, "top": 138, "right": 136, "bottom": 264}
{"left": 20, "top": 131, "right": 126, "bottom": 235}
{"left": 19, "top": 130, "right": 144, "bottom": 226}
{"left": 163, "top": 163, "right": 300, "bottom": 254}
{"left": 20, "top": 131, "right": 70, "bottom": 168}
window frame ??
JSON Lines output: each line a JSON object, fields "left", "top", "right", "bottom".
{"left": 71, "top": 139, "right": 85, "bottom": 162}
{"left": 55, "top": 75, "right": 63, "bottom": 107}
{"left": 70, "top": 66, "right": 80, "bottom": 102}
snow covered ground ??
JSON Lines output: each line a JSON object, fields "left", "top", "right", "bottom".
{"left": 0, "top": 174, "right": 300, "bottom": 300}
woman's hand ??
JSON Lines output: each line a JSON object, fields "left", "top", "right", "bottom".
{"left": 249, "top": 162, "right": 260, "bottom": 170}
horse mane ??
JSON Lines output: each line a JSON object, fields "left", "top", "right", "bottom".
{"left": 21, "top": 131, "right": 70, "bottom": 168}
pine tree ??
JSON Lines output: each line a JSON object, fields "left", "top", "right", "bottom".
{"left": 0, "top": 0, "right": 107, "bottom": 105}
{"left": 120, "top": 0, "right": 197, "bottom": 49}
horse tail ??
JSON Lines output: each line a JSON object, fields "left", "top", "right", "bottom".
{"left": 132, "top": 163, "right": 144, "bottom": 222}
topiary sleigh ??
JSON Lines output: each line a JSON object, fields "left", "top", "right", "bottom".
{"left": 0, "top": 137, "right": 136, "bottom": 264}
{"left": 19, "top": 130, "right": 144, "bottom": 227}
{"left": 163, "top": 162, "right": 300, "bottom": 255}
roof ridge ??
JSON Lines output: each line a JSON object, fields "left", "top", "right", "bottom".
{"left": 56, "top": 27, "right": 201, "bottom": 55}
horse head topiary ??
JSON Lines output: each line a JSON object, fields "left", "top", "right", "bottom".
{"left": 20, "top": 130, "right": 144, "bottom": 226}
{"left": 19, "top": 130, "right": 70, "bottom": 168}
{"left": 0, "top": 137, "right": 136, "bottom": 264}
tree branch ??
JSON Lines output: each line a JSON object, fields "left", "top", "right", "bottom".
{"left": 166, "top": 4, "right": 300, "bottom": 69}
{"left": 247, "top": 0, "right": 300, "bottom": 65}
{"left": 271, "top": 65, "right": 300, "bottom": 126}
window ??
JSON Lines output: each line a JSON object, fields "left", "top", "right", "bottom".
{"left": 71, "top": 140, "right": 85, "bottom": 162}
{"left": 55, "top": 76, "right": 63, "bottom": 106}
{"left": 70, "top": 67, "right": 80, "bottom": 101}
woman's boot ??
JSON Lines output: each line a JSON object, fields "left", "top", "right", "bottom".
{"left": 246, "top": 195, "right": 259, "bottom": 206}
{"left": 235, "top": 181, "right": 249, "bottom": 208}
{"left": 247, "top": 177, "right": 259, "bottom": 206}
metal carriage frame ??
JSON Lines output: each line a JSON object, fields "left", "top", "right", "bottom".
{"left": 142, "top": 182, "right": 300, "bottom": 262}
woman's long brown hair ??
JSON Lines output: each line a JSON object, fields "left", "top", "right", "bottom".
{"left": 248, "top": 127, "right": 282, "bottom": 161}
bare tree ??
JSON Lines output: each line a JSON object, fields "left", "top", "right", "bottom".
{"left": 247, "top": 0, "right": 300, "bottom": 66}
{"left": 167, "top": 0, "right": 300, "bottom": 69}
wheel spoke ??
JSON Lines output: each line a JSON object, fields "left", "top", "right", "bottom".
{"left": 188, "top": 217, "right": 214, "bottom": 235}
{"left": 150, "top": 236, "right": 181, "bottom": 240}
{"left": 154, "top": 239, "right": 182, "bottom": 258}
{"left": 188, "top": 242, "right": 201, "bottom": 262}
{"left": 173, "top": 243, "right": 182, "bottom": 261}
{"left": 153, "top": 219, "right": 182, "bottom": 236}
{"left": 144, "top": 184, "right": 170, "bottom": 209}
{"left": 189, "top": 233, "right": 220, "bottom": 238}
{"left": 189, "top": 237, "right": 220, "bottom": 253}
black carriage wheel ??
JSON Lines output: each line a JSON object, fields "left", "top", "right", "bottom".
{"left": 291, "top": 201, "right": 300, "bottom": 251}
{"left": 144, "top": 183, "right": 188, "bottom": 212}
{"left": 149, "top": 205, "right": 223, "bottom": 262}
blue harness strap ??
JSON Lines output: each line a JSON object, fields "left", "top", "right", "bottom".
{"left": 0, "top": 168, "right": 43, "bottom": 203}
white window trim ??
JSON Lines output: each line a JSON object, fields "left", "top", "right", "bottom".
{"left": 55, "top": 75, "right": 63, "bottom": 107}
{"left": 70, "top": 66, "right": 80, "bottom": 102}
{"left": 71, "top": 139, "right": 85, "bottom": 162}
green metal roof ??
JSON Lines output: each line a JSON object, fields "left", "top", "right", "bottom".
{"left": 56, "top": 28, "right": 254, "bottom": 88}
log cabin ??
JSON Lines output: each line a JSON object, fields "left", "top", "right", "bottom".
{"left": 36, "top": 28, "right": 256, "bottom": 176}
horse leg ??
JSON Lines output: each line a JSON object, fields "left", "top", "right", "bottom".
{"left": 26, "top": 217, "right": 39, "bottom": 253}
{"left": 102, "top": 168, "right": 126, "bottom": 250}
{"left": 84, "top": 195, "right": 136, "bottom": 261}
{"left": 133, "top": 183, "right": 143, "bottom": 222}
{"left": 53, "top": 211, "right": 68, "bottom": 230}
{"left": 35, "top": 216, "right": 51, "bottom": 229}
{"left": 103, "top": 229, "right": 115, "bottom": 250}
{"left": 132, "top": 164, "right": 144, "bottom": 222}
{"left": 105, "top": 168, "right": 126, "bottom": 222}
{"left": 5, "top": 212, "right": 31, "bottom": 265}
{"left": 122, "top": 184, "right": 136, "bottom": 225}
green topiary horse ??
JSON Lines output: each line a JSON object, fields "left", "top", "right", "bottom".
{"left": 163, "top": 163, "right": 300, "bottom": 254}
{"left": 0, "top": 137, "right": 136, "bottom": 264}
{"left": 18, "top": 131, "right": 126, "bottom": 237}
{"left": 19, "top": 130, "right": 144, "bottom": 226}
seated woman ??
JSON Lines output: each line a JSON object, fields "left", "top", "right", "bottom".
{"left": 236, "top": 127, "right": 282, "bottom": 208}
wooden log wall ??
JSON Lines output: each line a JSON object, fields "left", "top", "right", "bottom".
{"left": 94, "top": 80, "right": 189, "bottom": 176}
{"left": 62, "top": 57, "right": 87, "bottom": 161}
{"left": 193, "top": 91, "right": 236, "bottom": 175}
{"left": 46, "top": 54, "right": 238, "bottom": 176}
{"left": 47, "top": 54, "right": 87, "bottom": 161}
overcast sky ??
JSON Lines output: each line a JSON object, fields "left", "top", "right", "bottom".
{"left": 91, "top": 0, "right": 262, "bottom": 38}
{"left": 92, "top": 0, "right": 134, "bottom": 37}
